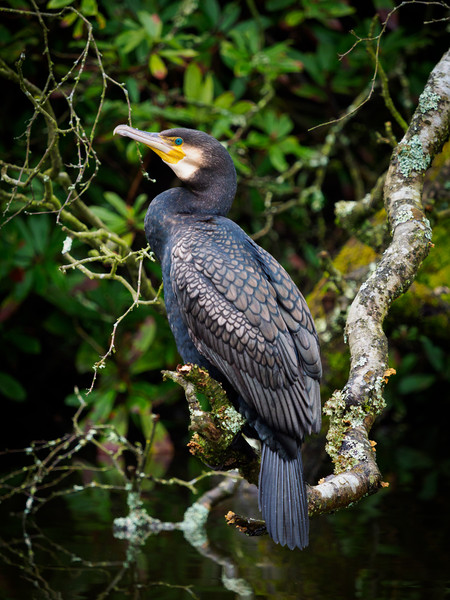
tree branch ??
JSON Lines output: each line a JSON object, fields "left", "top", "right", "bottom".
{"left": 163, "top": 365, "right": 260, "bottom": 485}
{"left": 313, "top": 48, "right": 450, "bottom": 511}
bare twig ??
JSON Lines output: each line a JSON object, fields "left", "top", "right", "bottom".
{"left": 310, "top": 1, "right": 450, "bottom": 131}
{"left": 0, "top": 5, "right": 165, "bottom": 396}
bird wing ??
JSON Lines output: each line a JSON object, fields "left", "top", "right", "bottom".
{"left": 171, "top": 219, "right": 321, "bottom": 441}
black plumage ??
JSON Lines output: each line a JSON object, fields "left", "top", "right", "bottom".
{"left": 114, "top": 125, "right": 322, "bottom": 550}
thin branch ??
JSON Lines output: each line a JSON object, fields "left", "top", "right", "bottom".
{"left": 310, "top": 1, "right": 450, "bottom": 131}
{"left": 86, "top": 252, "right": 163, "bottom": 393}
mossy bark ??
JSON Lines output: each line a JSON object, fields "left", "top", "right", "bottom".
{"left": 163, "top": 365, "right": 260, "bottom": 485}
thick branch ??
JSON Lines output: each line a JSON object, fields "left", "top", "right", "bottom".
{"left": 312, "top": 48, "right": 450, "bottom": 512}
{"left": 163, "top": 365, "right": 260, "bottom": 485}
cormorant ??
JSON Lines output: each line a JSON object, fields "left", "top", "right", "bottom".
{"left": 114, "top": 125, "right": 322, "bottom": 550}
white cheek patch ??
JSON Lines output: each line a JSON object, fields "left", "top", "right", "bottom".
{"left": 166, "top": 146, "right": 203, "bottom": 181}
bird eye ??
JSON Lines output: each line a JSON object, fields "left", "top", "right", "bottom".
{"left": 174, "top": 137, "right": 183, "bottom": 146}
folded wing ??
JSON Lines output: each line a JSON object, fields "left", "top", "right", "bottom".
{"left": 171, "top": 220, "right": 321, "bottom": 442}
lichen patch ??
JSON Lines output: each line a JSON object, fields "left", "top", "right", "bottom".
{"left": 397, "top": 135, "right": 431, "bottom": 177}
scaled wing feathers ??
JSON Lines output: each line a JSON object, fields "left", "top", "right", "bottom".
{"left": 171, "top": 220, "right": 321, "bottom": 440}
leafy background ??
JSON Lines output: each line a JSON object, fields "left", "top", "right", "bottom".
{"left": 0, "top": 0, "right": 449, "bottom": 498}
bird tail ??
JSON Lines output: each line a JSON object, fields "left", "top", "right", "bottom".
{"left": 258, "top": 444, "right": 309, "bottom": 550}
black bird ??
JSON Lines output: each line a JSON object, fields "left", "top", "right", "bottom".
{"left": 114, "top": 125, "right": 322, "bottom": 550}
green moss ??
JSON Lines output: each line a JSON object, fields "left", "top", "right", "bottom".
{"left": 169, "top": 364, "right": 255, "bottom": 473}
{"left": 323, "top": 374, "right": 386, "bottom": 474}
{"left": 323, "top": 390, "right": 347, "bottom": 463}
{"left": 333, "top": 238, "right": 378, "bottom": 274}
{"left": 322, "top": 390, "right": 367, "bottom": 473}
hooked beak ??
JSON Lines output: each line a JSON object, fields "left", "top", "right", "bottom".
{"left": 113, "top": 124, "right": 185, "bottom": 164}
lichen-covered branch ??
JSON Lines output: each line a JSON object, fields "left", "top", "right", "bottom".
{"left": 163, "top": 365, "right": 260, "bottom": 485}
{"left": 313, "top": 48, "right": 450, "bottom": 512}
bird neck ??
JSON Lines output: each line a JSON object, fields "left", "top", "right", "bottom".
{"left": 145, "top": 183, "right": 234, "bottom": 261}
{"left": 186, "top": 166, "right": 237, "bottom": 216}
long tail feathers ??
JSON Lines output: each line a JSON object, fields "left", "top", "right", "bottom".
{"left": 258, "top": 444, "right": 309, "bottom": 550}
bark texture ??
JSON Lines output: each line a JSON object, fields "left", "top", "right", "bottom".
{"left": 312, "top": 48, "right": 450, "bottom": 512}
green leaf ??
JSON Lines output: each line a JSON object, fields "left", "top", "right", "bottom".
{"left": 103, "top": 191, "right": 129, "bottom": 218}
{"left": 285, "top": 10, "right": 305, "bottom": 27}
{"left": 399, "top": 353, "right": 418, "bottom": 373}
{"left": 200, "top": 72, "right": 214, "bottom": 104}
{"left": 160, "top": 48, "right": 198, "bottom": 59}
{"left": 298, "top": 53, "right": 327, "bottom": 86}
{"left": 219, "top": 3, "right": 241, "bottom": 32}
{"left": 89, "top": 207, "right": 126, "bottom": 234}
{"left": 9, "top": 332, "right": 41, "bottom": 354}
{"left": 137, "top": 12, "right": 162, "bottom": 40}
{"left": 214, "top": 91, "right": 235, "bottom": 109}
{"left": 304, "top": 0, "right": 355, "bottom": 20}
{"left": 0, "top": 372, "right": 26, "bottom": 401}
{"left": 133, "top": 317, "right": 157, "bottom": 355}
{"left": 269, "top": 145, "right": 289, "bottom": 172}
{"left": 90, "top": 390, "right": 117, "bottom": 423}
{"left": 109, "top": 404, "right": 128, "bottom": 436}
{"left": 61, "top": 11, "right": 78, "bottom": 26}
{"left": 73, "top": 17, "right": 84, "bottom": 39}
{"left": 29, "top": 215, "right": 51, "bottom": 256}
{"left": 133, "top": 193, "right": 149, "bottom": 215}
{"left": 116, "top": 29, "right": 146, "bottom": 54}
{"left": 80, "top": 0, "right": 97, "bottom": 17}
{"left": 247, "top": 130, "right": 269, "bottom": 148}
{"left": 398, "top": 374, "right": 436, "bottom": 395}
{"left": 210, "top": 120, "right": 233, "bottom": 140}
{"left": 149, "top": 54, "right": 167, "bottom": 80}
{"left": 230, "top": 100, "right": 253, "bottom": 114}
{"left": 276, "top": 113, "right": 294, "bottom": 137}
{"left": 203, "top": 0, "right": 220, "bottom": 25}
{"left": 66, "top": 388, "right": 100, "bottom": 407}
{"left": 125, "top": 141, "right": 140, "bottom": 164}
{"left": 47, "top": 0, "right": 75, "bottom": 8}
{"left": 125, "top": 77, "right": 140, "bottom": 103}
{"left": 420, "top": 336, "right": 446, "bottom": 372}
{"left": 184, "top": 62, "right": 202, "bottom": 101}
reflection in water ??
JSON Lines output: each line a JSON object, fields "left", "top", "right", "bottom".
{"left": 0, "top": 426, "right": 449, "bottom": 599}
{"left": 113, "top": 475, "right": 254, "bottom": 598}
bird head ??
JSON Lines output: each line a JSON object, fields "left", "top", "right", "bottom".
{"left": 113, "top": 125, "right": 235, "bottom": 186}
